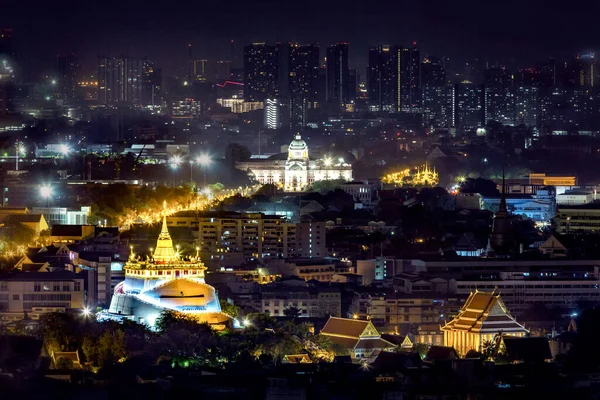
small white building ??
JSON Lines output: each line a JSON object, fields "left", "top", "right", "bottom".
{"left": 557, "top": 190, "right": 595, "bottom": 206}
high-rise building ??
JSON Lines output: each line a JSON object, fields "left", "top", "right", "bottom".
{"left": 484, "top": 66, "right": 515, "bottom": 125}
{"left": 367, "top": 45, "right": 398, "bottom": 112}
{"left": 422, "top": 84, "right": 454, "bottom": 129}
{"left": 55, "top": 53, "right": 79, "bottom": 100}
{"left": 288, "top": 43, "right": 319, "bottom": 127}
{"left": 288, "top": 44, "right": 319, "bottom": 106}
{"left": 454, "top": 83, "right": 485, "bottom": 131}
{"left": 398, "top": 44, "right": 421, "bottom": 112}
{"left": 98, "top": 56, "right": 146, "bottom": 107}
{"left": 264, "top": 98, "right": 283, "bottom": 129}
{"left": 326, "top": 43, "right": 350, "bottom": 106}
{"left": 243, "top": 43, "right": 280, "bottom": 102}
{"left": 421, "top": 56, "right": 451, "bottom": 129}
{"left": 141, "top": 61, "right": 161, "bottom": 108}
{"left": 421, "top": 56, "right": 446, "bottom": 86}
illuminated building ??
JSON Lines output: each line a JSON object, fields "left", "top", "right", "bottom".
{"left": 320, "top": 317, "right": 397, "bottom": 362}
{"left": 55, "top": 53, "right": 79, "bottom": 100}
{"left": 98, "top": 56, "right": 154, "bottom": 107}
{"left": 0, "top": 270, "right": 86, "bottom": 322}
{"left": 216, "top": 98, "right": 263, "bottom": 113}
{"left": 168, "top": 211, "right": 327, "bottom": 260}
{"left": 77, "top": 80, "right": 98, "bottom": 101}
{"left": 326, "top": 43, "right": 350, "bottom": 106}
{"left": 289, "top": 43, "right": 319, "bottom": 127}
{"left": 411, "top": 163, "right": 439, "bottom": 186}
{"left": 441, "top": 290, "right": 528, "bottom": 357}
{"left": 172, "top": 98, "right": 203, "bottom": 118}
{"left": 398, "top": 44, "right": 421, "bottom": 112}
{"left": 264, "top": 98, "right": 283, "bottom": 129}
{"left": 383, "top": 164, "right": 438, "bottom": 187}
{"left": 236, "top": 134, "right": 352, "bottom": 192}
{"left": 367, "top": 45, "right": 398, "bottom": 112}
{"left": 243, "top": 43, "right": 280, "bottom": 102}
{"left": 454, "top": 82, "right": 485, "bottom": 131}
{"left": 261, "top": 281, "right": 342, "bottom": 318}
{"left": 98, "top": 208, "right": 235, "bottom": 329}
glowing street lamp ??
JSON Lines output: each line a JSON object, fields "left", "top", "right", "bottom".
{"left": 196, "top": 154, "right": 212, "bottom": 187}
{"left": 40, "top": 185, "right": 52, "bottom": 207}
{"left": 323, "top": 157, "right": 332, "bottom": 167}
{"left": 58, "top": 144, "right": 71, "bottom": 156}
{"left": 169, "top": 155, "right": 183, "bottom": 170}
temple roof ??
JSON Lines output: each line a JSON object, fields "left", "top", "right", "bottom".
{"left": 441, "top": 291, "right": 528, "bottom": 334}
{"left": 321, "top": 317, "right": 377, "bottom": 339}
{"left": 153, "top": 211, "right": 178, "bottom": 263}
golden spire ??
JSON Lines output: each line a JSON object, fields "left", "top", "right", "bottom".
{"left": 153, "top": 201, "right": 178, "bottom": 263}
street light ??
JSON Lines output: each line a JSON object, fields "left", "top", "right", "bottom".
{"left": 196, "top": 154, "right": 212, "bottom": 187}
{"left": 40, "top": 185, "right": 52, "bottom": 207}
{"left": 58, "top": 144, "right": 70, "bottom": 156}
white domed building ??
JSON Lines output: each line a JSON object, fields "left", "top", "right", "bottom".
{"left": 97, "top": 209, "right": 236, "bottom": 330}
{"left": 236, "top": 134, "right": 353, "bottom": 192}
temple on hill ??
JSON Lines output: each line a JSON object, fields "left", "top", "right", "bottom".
{"left": 235, "top": 134, "right": 353, "bottom": 192}
{"left": 97, "top": 204, "right": 235, "bottom": 330}
{"left": 441, "top": 290, "right": 528, "bottom": 356}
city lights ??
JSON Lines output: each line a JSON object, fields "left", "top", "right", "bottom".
{"left": 169, "top": 155, "right": 183, "bottom": 170}
{"left": 58, "top": 144, "right": 71, "bottom": 156}
{"left": 39, "top": 185, "right": 52, "bottom": 199}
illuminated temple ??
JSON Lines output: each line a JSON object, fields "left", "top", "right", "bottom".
{"left": 98, "top": 207, "right": 235, "bottom": 329}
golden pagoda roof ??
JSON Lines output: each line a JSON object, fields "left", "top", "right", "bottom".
{"left": 153, "top": 212, "right": 179, "bottom": 263}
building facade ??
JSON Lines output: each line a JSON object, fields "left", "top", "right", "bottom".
{"left": 0, "top": 270, "right": 85, "bottom": 322}
{"left": 442, "top": 291, "right": 528, "bottom": 356}
{"left": 236, "top": 134, "right": 352, "bottom": 192}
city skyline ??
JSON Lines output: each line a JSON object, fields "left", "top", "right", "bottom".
{"left": 3, "top": 0, "right": 600, "bottom": 77}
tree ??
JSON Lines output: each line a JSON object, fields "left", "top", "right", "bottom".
{"left": 11, "top": 224, "right": 36, "bottom": 245}
{"left": 283, "top": 306, "right": 301, "bottom": 319}
{"left": 413, "top": 343, "right": 429, "bottom": 359}
{"left": 220, "top": 299, "right": 241, "bottom": 319}
{"left": 39, "top": 312, "right": 81, "bottom": 353}
{"left": 308, "top": 179, "right": 346, "bottom": 195}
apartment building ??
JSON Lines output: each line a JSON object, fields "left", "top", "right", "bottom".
{"left": 0, "top": 270, "right": 86, "bottom": 322}
{"left": 260, "top": 281, "right": 342, "bottom": 318}
{"left": 367, "top": 295, "right": 443, "bottom": 333}
{"left": 168, "top": 211, "right": 326, "bottom": 260}
{"left": 555, "top": 204, "right": 600, "bottom": 234}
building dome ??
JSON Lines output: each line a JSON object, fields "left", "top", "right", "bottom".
{"left": 288, "top": 134, "right": 309, "bottom": 160}
{"left": 289, "top": 134, "right": 307, "bottom": 150}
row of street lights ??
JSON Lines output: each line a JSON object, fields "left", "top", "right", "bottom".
{"left": 169, "top": 154, "right": 212, "bottom": 187}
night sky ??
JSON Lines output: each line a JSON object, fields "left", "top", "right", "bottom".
{"left": 2, "top": 0, "right": 600, "bottom": 76}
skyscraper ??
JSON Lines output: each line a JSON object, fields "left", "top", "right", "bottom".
{"left": 288, "top": 44, "right": 319, "bottom": 107}
{"left": 98, "top": 56, "right": 146, "bottom": 107}
{"left": 326, "top": 43, "right": 350, "bottom": 106}
{"left": 243, "top": 43, "right": 280, "bottom": 102}
{"left": 55, "top": 53, "right": 79, "bottom": 100}
{"left": 288, "top": 43, "right": 319, "bottom": 127}
{"left": 141, "top": 61, "right": 161, "bottom": 108}
{"left": 421, "top": 56, "right": 451, "bottom": 129}
{"left": 454, "top": 83, "right": 485, "bottom": 131}
{"left": 398, "top": 44, "right": 421, "bottom": 112}
{"left": 367, "top": 45, "right": 398, "bottom": 112}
